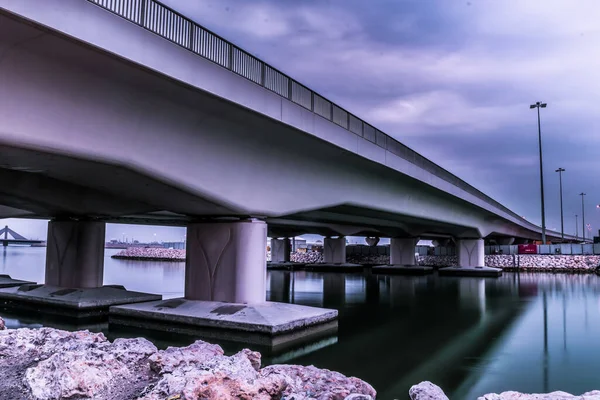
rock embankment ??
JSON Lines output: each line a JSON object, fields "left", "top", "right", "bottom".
{"left": 0, "top": 322, "right": 375, "bottom": 400}
{"left": 418, "top": 255, "right": 458, "bottom": 267}
{"left": 416, "top": 255, "right": 600, "bottom": 272}
{"left": 290, "top": 252, "right": 324, "bottom": 263}
{"left": 486, "top": 254, "right": 600, "bottom": 272}
{"left": 112, "top": 247, "right": 186, "bottom": 262}
{"left": 409, "top": 381, "right": 600, "bottom": 400}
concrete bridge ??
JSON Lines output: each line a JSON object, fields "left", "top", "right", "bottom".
{"left": 0, "top": 226, "right": 43, "bottom": 247}
{"left": 0, "top": 0, "right": 577, "bottom": 341}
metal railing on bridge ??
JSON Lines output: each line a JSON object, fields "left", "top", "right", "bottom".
{"left": 88, "top": 0, "right": 531, "bottom": 226}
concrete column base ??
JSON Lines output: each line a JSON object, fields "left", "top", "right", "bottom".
{"left": 457, "top": 238, "right": 485, "bottom": 267}
{"left": 390, "top": 237, "right": 418, "bottom": 265}
{"left": 0, "top": 221, "right": 162, "bottom": 317}
{"left": 185, "top": 219, "right": 267, "bottom": 303}
{"left": 439, "top": 238, "right": 501, "bottom": 277}
{"left": 45, "top": 220, "right": 105, "bottom": 288}
{"left": 323, "top": 236, "right": 346, "bottom": 264}
{"left": 271, "top": 238, "right": 291, "bottom": 263}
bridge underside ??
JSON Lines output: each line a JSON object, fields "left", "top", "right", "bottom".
{"left": 0, "top": 142, "right": 521, "bottom": 241}
{"left": 0, "top": 9, "right": 556, "bottom": 242}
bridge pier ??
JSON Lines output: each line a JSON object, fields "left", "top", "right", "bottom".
{"left": 324, "top": 236, "right": 346, "bottom": 263}
{"left": 457, "top": 238, "right": 485, "bottom": 267}
{"left": 390, "top": 237, "right": 419, "bottom": 265}
{"left": 303, "top": 236, "right": 362, "bottom": 272}
{"left": 271, "top": 237, "right": 291, "bottom": 263}
{"left": 184, "top": 219, "right": 266, "bottom": 303}
{"left": 0, "top": 220, "right": 160, "bottom": 318}
{"left": 110, "top": 219, "right": 338, "bottom": 346}
{"left": 372, "top": 237, "right": 433, "bottom": 275}
{"left": 439, "top": 238, "right": 501, "bottom": 277}
{"left": 45, "top": 220, "right": 105, "bottom": 288}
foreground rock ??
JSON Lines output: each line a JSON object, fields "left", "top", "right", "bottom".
{"left": 409, "top": 381, "right": 449, "bottom": 400}
{"left": 409, "top": 382, "right": 600, "bottom": 400}
{"left": 477, "top": 391, "right": 600, "bottom": 400}
{"left": 0, "top": 325, "right": 375, "bottom": 400}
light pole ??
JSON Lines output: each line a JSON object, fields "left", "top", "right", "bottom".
{"left": 530, "top": 101, "right": 548, "bottom": 243}
{"left": 555, "top": 168, "right": 565, "bottom": 241}
{"left": 580, "top": 193, "right": 586, "bottom": 241}
{"left": 575, "top": 214, "right": 579, "bottom": 240}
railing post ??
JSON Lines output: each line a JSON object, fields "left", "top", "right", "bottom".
{"left": 260, "top": 63, "right": 266, "bottom": 87}
{"left": 288, "top": 79, "right": 293, "bottom": 101}
{"left": 139, "top": 0, "right": 147, "bottom": 26}
{"left": 188, "top": 22, "right": 194, "bottom": 51}
{"left": 228, "top": 45, "right": 234, "bottom": 71}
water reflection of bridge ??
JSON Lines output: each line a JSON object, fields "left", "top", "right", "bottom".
{"left": 267, "top": 271, "right": 531, "bottom": 398}
{"left": 0, "top": 226, "right": 43, "bottom": 247}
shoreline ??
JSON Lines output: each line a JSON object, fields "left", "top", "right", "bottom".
{"left": 0, "top": 317, "right": 376, "bottom": 400}
{"left": 111, "top": 255, "right": 184, "bottom": 262}
{"left": 1, "top": 318, "right": 594, "bottom": 399}
{"left": 113, "top": 248, "right": 600, "bottom": 274}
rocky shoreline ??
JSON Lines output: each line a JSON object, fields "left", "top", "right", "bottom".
{"left": 418, "top": 255, "right": 600, "bottom": 273}
{"left": 112, "top": 247, "right": 186, "bottom": 262}
{"left": 0, "top": 316, "right": 375, "bottom": 400}
{"left": 1, "top": 318, "right": 595, "bottom": 400}
{"left": 115, "top": 248, "right": 600, "bottom": 274}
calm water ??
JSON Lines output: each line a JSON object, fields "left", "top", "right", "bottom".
{"left": 2, "top": 247, "right": 600, "bottom": 399}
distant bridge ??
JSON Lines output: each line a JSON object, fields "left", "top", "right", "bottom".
{"left": 0, "top": 226, "right": 43, "bottom": 247}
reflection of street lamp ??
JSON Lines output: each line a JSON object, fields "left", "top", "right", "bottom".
{"left": 555, "top": 168, "right": 565, "bottom": 241}
{"left": 543, "top": 290, "right": 549, "bottom": 393}
{"left": 530, "top": 101, "right": 548, "bottom": 244}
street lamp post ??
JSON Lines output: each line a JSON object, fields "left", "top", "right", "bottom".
{"left": 580, "top": 193, "right": 586, "bottom": 241}
{"left": 555, "top": 168, "right": 565, "bottom": 241}
{"left": 530, "top": 102, "right": 548, "bottom": 244}
{"left": 575, "top": 214, "right": 579, "bottom": 240}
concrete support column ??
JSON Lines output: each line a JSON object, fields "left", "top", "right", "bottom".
{"left": 390, "top": 237, "right": 419, "bottom": 265}
{"left": 457, "top": 238, "right": 485, "bottom": 267}
{"left": 185, "top": 219, "right": 267, "bottom": 303}
{"left": 324, "top": 236, "right": 346, "bottom": 264}
{"left": 271, "top": 238, "right": 291, "bottom": 263}
{"left": 45, "top": 220, "right": 105, "bottom": 288}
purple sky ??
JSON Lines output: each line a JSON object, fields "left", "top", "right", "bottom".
{"left": 6, "top": 0, "right": 600, "bottom": 242}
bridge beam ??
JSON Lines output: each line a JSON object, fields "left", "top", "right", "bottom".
{"left": 323, "top": 236, "right": 346, "bottom": 264}
{"left": 185, "top": 219, "right": 267, "bottom": 303}
{"left": 495, "top": 237, "right": 515, "bottom": 246}
{"left": 390, "top": 237, "right": 419, "bottom": 265}
{"left": 456, "top": 238, "right": 485, "bottom": 267}
{"left": 45, "top": 220, "right": 105, "bottom": 288}
{"left": 271, "top": 237, "right": 291, "bottom": 263}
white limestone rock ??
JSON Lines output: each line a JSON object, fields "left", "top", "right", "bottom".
{"left": 24, "top": 336, "right": 157, "bottom": 400}
{"left": 148, "top": 340, "right": 224, "bottom": 373}
{"left": 139, "top": 347, "right": 284, "bottom": 400}
{"left": 262, "top": 364, "right": 377, "bottom": 400}
{"left": 409, "top": 381, "right": 449, "bottom": 400}
{"left": 0, "top": 325, "right": 376, "bottom": 400}
{"left": 478, "top": 390, "right": 600, "bottom": 399}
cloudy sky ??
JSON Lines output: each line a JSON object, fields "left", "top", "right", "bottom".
{"left": 6, "top": 0, "right": 600, "bottom": 242}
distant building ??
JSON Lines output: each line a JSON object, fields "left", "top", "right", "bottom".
{"left": 162, "top": 241, "right": 186, "bottom": 250}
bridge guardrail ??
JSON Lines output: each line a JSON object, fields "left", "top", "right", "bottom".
{"left": 87, "top": 0, "right": 544, "bottom": 230}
